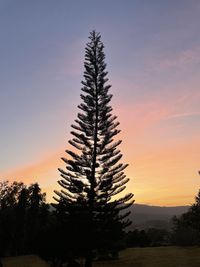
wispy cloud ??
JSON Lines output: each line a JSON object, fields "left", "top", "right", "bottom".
{"left": 165, "top": 111, "right": 200, "bottom": 120}
{"left": 152, "top": 47, "right": 200, "bottom": 71}
{"left": 1, "top": 150, "right": 64, "bottom": 184}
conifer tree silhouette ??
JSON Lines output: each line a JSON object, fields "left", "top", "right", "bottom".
{"left": 54, "top": 31, "right": 134, "bottom": 267}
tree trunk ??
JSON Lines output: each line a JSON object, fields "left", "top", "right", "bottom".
{"left": 84, "top": 252, "right": 93, "bottom": 267}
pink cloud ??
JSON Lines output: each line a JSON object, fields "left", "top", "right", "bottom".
{"left": 1, "top": 150, "right": 65, "bottom": 185}
{"left": 165, "top": 111, "right": 200, "bottom": 120}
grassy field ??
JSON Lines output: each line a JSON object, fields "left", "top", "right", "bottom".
{"left": 95, "top": 246, "right": 200, "bottom": 267}
{"left": 2, "top": 247, "right": 200, "bottom": 267}
{"left": 1, "top": 255, "right": 49, "bottom": 267}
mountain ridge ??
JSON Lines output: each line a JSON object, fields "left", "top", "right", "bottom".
{"left": 128, "top": 204, "right": 189, "bottom": 230}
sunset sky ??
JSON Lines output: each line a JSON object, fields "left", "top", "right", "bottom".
{"left": 0, "top": 0, "right": 200, "bottom": 206}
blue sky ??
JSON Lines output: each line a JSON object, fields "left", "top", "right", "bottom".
{"left": 0, "top": 0, "right": 200, "bottom": 205}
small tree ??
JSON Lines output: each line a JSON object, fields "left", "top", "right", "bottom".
{"left": 172, "top": 189, "right": 200, "bottom": 246}
{"left": 54, "top": 31, "right": 134, "bottom": 267}
{"left": 26, "top": 183, "right": 47, "bottom": 253}
{"left": 0, "top": 180, "right": 25, "bottom": 256}
{"left": 0, "top": 181, "right": 48, "bottom": 256}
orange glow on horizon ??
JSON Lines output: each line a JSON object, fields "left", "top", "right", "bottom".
{"left": 2, "top": 134, "right": 199, "bottom": 207}
{"left": 1, "top": 84, "right": 200, "bottom": 207}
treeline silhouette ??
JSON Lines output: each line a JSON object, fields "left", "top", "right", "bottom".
{"left": 1, "top": 180, "right": 200, "bottom": 266}
{"left": 0, "top": 180, "right": 83, "bottom": 265}
{"left": 0, "top": 180, "right": 127, "bottom": 266}
{"left": 172, "top": 189, "right": 200, "bottom": 246}
{"left": 0, "top": 181, "right": 49, "bottom": 257}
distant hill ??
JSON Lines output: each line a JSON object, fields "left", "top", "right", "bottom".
{"left": 128, "top": 204, "right": 189, "bottom": 230}
{"left": 50, "top": 202, "right": 189, "bottom": 230}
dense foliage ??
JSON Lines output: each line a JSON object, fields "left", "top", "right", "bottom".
{"left": 0, "top": 181, "right": 48, "bottom": 256}
{"left": 172, "top": 190, "right": 200, "bottom": 245}
{"left": 1, "top": 180, "right": 200, "bottom": 267}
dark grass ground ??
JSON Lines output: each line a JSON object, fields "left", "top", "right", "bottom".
{"left": 95, "top": 247, "right": 200, "bottom": 267}
{"left": 1, "top": 255, "right": 49, "bottom": 267}
{"left": 2, "top": 247, "right": 200, "bottom": 267}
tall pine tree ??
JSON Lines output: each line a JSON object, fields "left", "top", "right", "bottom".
{"left": 54, "top": 31, "right": 134, "bottom": 267}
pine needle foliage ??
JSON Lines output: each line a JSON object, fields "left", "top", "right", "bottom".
{"left": 54, "top": 31, "right": 134, "bottom": 265}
